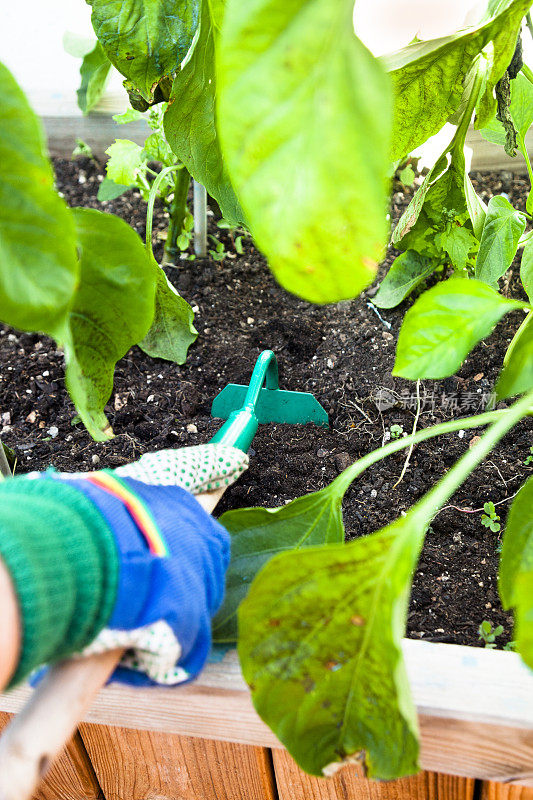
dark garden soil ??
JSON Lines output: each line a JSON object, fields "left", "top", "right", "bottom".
{"left": 1, "top": 157, "right": 532, "bottom": 649}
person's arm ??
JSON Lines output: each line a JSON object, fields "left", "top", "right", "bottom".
{"left": 0, "top": 557, "right": 21, "bottom": 691}
{"left": 0, "top": 443, "right": 247, "bottom": 800}
{"left": 0, "top": 443, "right": 248, "bottom": 691}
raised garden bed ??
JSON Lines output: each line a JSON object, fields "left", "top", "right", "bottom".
{"left": 1, "top": 158, "right": 531, "bottom": 651}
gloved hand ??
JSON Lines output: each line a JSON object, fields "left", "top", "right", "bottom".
{"left": 0, "top": 444, "right": 248, "bottom": 688}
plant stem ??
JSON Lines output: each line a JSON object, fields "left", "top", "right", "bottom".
{"left": 0, "top": 441, "right": 11, "bottom": 480}
{"left": 332, "top": 405, "right": 530, "bottom": 496}
{"left": 393, "top": 379, "right": 420, "bottom": 489}
{"left": 520, "top": 137, "right": 533, "bottom": 184}
{"left": 517, "top": 136, "right": 533, "bottom": 214}
{"left": 504, "top": 310, "right": 532, "bottom": 365}
{"left": 145, "top": 165, "right": 183, "bottom": 259}
{"left": 413, "top": 389, "right": 533, "bottom": 523}
{"left": 163, "top": 167, "right": 190, "bottom": 266}
{"left": 193, "top": 181, "right": 207, "bottom": 257}
{"left": 137, "top": 171, "right": 152, "bottom": 197}
{"left": 449, "top": 53, "right": 488, "bottom": 157}
{"left": 526, "top": 13, "right": 533, "bottom": 43}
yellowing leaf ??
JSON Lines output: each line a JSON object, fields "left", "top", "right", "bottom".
{"left": 218, "top": 0, "right": 392, "bottom": 303}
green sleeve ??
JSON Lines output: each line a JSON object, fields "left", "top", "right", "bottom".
{"left": 0, "top": 476, "right": 119, "bottom": 686}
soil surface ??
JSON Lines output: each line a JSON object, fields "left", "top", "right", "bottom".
{"left": 1, "top": 157, "right": 532, "bottom": 649}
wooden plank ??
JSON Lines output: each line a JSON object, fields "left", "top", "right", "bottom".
{"left": 43, "top": 116, "right": 150, "bottom": 159}
{"left": 0, "top": 712, "right": 103, "bottom": 800}
{"left": 481, "top": 783, "right": 533, "bottom": 799}
{"left": 3, "top": 641, "right": 533, "bottom": 785}
{"left": 466, "top": 128, "right": 532, "bottom": 174}
{"left": 273, "top": 749, "right": 474, "bottom": 800}
{"left": 79, "top": 723, "right": 276, "bottom": 800}
{"left": 40, "top": 110, "right": 532, "bottom": 172}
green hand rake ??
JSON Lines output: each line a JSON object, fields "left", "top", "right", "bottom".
{"left": 210, "top": 350, "right": 329, "bottom": 452}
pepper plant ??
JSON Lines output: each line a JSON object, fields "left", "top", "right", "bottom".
{"left": 99, "top": 105, "right": 195, "bottom": 265}
{"left": 66, "top": 37, "right": 197, "bottom": 265}
{"left": 207, "top": 1, "right": 533, "bottom": 780}
{"left": 0, "top": 62, "right": 196, "bottom": 441}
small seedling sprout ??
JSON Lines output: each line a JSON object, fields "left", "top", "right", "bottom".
{"left": 478, "top": 620, "right": 504, "bottom": 648}
{"left": 481, "top": 501, "right": 501, "bottom": 533}
{"left": 389, "top": 424, "right": 404, "bottom": 440}
{"left": 71, "top": 138, "right": 95, "bottom": 161}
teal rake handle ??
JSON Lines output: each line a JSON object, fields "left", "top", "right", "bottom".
{"left": 210, "top": 350, "right": 280, "bottom": 452}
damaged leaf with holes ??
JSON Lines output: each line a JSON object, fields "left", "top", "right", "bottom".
{"left": 238, "top": 513, "right": 426, "bottom": 778}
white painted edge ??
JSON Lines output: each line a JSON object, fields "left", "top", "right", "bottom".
{"left": 1, "top": 640, "right": 532, "bottom": 738}
{"left": 40, "top": 111, "right": 533, "bottom": 173}
{"left": 402, "top": 638, "right": 533, "bottom": 729}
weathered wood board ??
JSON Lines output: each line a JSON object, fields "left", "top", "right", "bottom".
{"left": 0, "top": 712, "right": 103, "bottom": 800}
{"left": 3, "top": 641, "right": 533, "bottom": 785}
{"left": 80, "top": 723, "right": 276, "bottom": 800}
{"left": 272, "top": 749, "right": 475, "bottom": 800}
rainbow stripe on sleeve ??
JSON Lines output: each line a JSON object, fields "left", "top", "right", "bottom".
{"left": 85, "top": 471, "right": 169, "bottom": 557}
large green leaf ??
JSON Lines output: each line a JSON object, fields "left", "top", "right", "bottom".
{"left": 213, "top": 485, "right": 345, "bottom": 642}
{"left": 393, "top": 278, "right": 525, "bottom": 379}
{"left": 521, "top": 237, "right": 533, "bottom": 302}
{"left": 392, "top": 57, "right": 485, "bottom": 260}
{"left": 77, "top": 41, "right": 112, "bottom": 114}
{"left": 499, "top": 477, "right": 533, "bottom": 669}
{"left": 164, "top": 0, "right": 244, "bottom": 224}
{"left": 496, "top": 312, "right": 533, "bottom": 398}
{"left": 391, "top": 155, "right": 448, "bottom": 249}
{"left": 87, "top": 0, "right": 200, "bottom": 103}
{"left": 238, "top": 513, "right": 424, "bottom": 778}
{"left": 0, "top": 61, "right": 78, "bottom": 338}
{"left": 139, "top": 265, "right": 197, "bottom": 364}
{"left": 373, "top": 251, "right": 434, "bottom": 309}
{"left": 383, "top": 0, "right": 533, "bottom": 159}
{"left": 236, "top": 386, "right": 533, "bottom": 779}
{"left": 217, "top": 0, "right": 392, "bottom": 303}
{"left": 475, "top": 195, "right": 526, "bottom": 285}
{"left": 65, "top": 208, "right": 156, "bottom": 440}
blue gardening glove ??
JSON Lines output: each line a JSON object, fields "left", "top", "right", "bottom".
{"left": 45, "top": 444, "right": 248, "bottom": 686}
